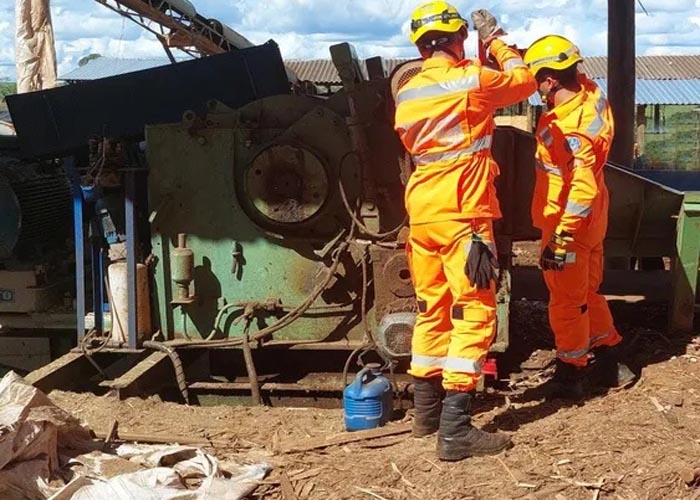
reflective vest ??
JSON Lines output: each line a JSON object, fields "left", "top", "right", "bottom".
{"left": 394, "top": 40, "right": 537, "bottom": 224}
{"left": 531, "top": 75, "right": 615, "bottom": 237}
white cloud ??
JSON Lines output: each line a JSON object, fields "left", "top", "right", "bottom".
{"left": 1, "top": 0, "right": 699, "bottom": 81}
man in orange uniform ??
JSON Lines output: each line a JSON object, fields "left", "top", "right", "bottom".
{"left": 523, "top": 35, "right": 635, "bottom": 400}
{"left": 394, "top": 2, "right": 536, "bottom": 461}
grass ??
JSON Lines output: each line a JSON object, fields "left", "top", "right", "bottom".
{"left": 642, "top": 105, "right": 700, "bottom": 170}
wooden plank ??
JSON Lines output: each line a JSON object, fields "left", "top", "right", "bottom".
{"left": 92, "top": 429, "right": 218, "bottom": 447}
{"left": 98, "top": 351, "right": 173, "bottom": 399}
{"left": 0, "top": 337, "right": 51, "bottom": 372}
{"left": 25, "top": 351, "right": 93, "bottom": 393}
{"left": 280, "top": 473, "right": 299, "bottom": 500}
{"left": 280, "top": 422, "right": 411, "bottom": 454}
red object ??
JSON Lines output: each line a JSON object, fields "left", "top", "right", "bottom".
{"left": 482, "top": 357, "right": 498, "bottom": 378}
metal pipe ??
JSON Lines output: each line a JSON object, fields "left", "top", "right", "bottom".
{"left": 125, "top": 170, "right": 138, "bottom": 349}
{"left": 241, "top": 321, "right": 262, "bottom": 405}
{"left": 65, "top": 157, "right": 86, "bottom": 342}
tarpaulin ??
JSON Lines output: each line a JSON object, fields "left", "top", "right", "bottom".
{"left": 15, "top": 0, "right": 57, "bottom": 93}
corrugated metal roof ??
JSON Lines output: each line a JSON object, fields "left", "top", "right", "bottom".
{"left": 285, "top": 58, "right": 411, "bottom": 85}
{"left": 527, "top": 78, "right": 700, "bottom": 106}
{"left": 582, "top": 55, "right": 700, "bottom": 79}
{"left": 593, "top": 78, "right": 700, "bottom": 105}
{"left": 59, "top": 55, "right": 700, "bottom": 105}
{"left": 286, "top": 55, "right": 700, "bottom": 85}
{"left": 60, "top": 57, "right": 173, "bottom": 81}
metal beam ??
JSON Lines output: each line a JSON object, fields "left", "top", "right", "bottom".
{"left": 98, "top": 351, "right": 173, "bottom": 399}
{"left": 608, "top": 0, "right": 636, "bottom": 167}
{"left": 25, "top": 352, "right": 95, "bottom": 393}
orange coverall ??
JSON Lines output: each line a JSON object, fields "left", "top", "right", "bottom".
{"left": 532, "top": 74, "right": 623, "bottom": 367}
{"left": 394, "top": 40, "right": 536, "bottom": 391}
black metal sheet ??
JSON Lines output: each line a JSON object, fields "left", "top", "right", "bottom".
{"left": 7, "top": 41, "right": 290, "bottom": 159}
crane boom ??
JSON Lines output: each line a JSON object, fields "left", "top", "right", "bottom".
{"left": 94, "top": 0, "right": 253, "bottom": 60}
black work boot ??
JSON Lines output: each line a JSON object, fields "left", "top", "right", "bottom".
{"left": 412, "top": 377, "right": 444, "bottom": 437}
{"left": 437, "top": 391, "right": 512, "bottom": 461}
{"left": 590, "top": 345, "right": 636, "bottom": 388}
{"left": 542, "top": 359, "right": 585, "bottom": 401}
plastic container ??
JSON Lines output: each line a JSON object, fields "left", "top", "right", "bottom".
{"left": 343, "top": 363, "right": 393, "bottom": 431}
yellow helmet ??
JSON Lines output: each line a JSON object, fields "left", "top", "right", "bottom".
{"left": 409, "top": 1, "right": 467, "bottom": 45}
{"left": 523, "top": 35, "right": 583, "bottom": 78}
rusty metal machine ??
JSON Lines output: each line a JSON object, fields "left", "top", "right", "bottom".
{"left": 10, "top": 38, "right": 700, "bottom": 404}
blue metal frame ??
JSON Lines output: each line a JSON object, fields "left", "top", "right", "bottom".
{"left": 125, "top": 170, "right": 138, "bottom": 349}
{"left": 64, "top": 157, "right": 86, "bottom": 341}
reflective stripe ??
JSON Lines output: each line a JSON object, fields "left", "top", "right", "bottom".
{"left": 412, "top": 355, "right": 482, "bottom": 373}
{"left": 397, "top": 113, "right": 467, "bottom": 150}
{"left": 564, "top": 199, "right": 592, "bottom": 217}
{"left": 412, "top": 135, "right": 492, "bottom": 166}
{"left": 444, "top": 357, "right": 482, "bottom": 373}
{"left": 586, "top": 96, "right": 607, "bottom": 137}
{"left": 539, "top": 128, "right": 554, "bottom": 147}
{"left": 536, "top": 160, "right": 562, "bottom": 176}
{"left": 396, "top": 73, "right": 479, "bottom": 105}
{"left": 527, "top": 47, "right": 577, "bottom": 69}
{"left": 557, "top": 347, "right": 589, "bottom": 360}
{"left": 503, "top": 58, "right": 525, "bottom": 71}
{"left": 589, "top": 330, "right": 612, "bottom": 346}
{"left": 411, "top": 354, "right": 445, "bottom": 368}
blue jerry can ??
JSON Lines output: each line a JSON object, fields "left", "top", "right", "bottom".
{"left": 343, "top": 363, "right": 393, "bottom": 431}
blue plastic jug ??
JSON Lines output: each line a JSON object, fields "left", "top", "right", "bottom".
{"left": 343, "top": 363, "right": 393, "bottom": 431}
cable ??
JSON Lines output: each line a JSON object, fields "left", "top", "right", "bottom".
{"left": 80, "top": 329, "right": 109, "bottom": 379}
{"left": 338, "top": 151, "right": 408, "bottom": 240}
{"left": 170, "top": 222, "right": 357, "bottom": 349}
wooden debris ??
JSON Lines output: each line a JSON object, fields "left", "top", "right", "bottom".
{"left": 361, "top": 436, "right": 406, "bottom": 449}
{"left": 681, "top": 467, "right": 700, "bottom": 485}
{"left": 391, "top": 462, "right": 416, "bottom": 489}
{"left": 298, "top": 481, "right": 315, "bottom": 498}
{"left": 288, "top": 468, "right": 323, "bottom": 482}
{"left": 102, "top": 419, "right": 119, "bottom": 450}
{"left": 280, "top": 472, "right": 299, "bottom": 500}
{"left": 93, "top": 429, "right": 218, "bottom": 447}
{"left": 280, "top": 423, "right": 411, "bottom": 454}
{"left": 355, "top": 487, "right": 389, "bottom": 500}
{"left": 496, "top": 456, "right": 537, "bottom": 488}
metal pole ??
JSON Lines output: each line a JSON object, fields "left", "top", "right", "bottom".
{"left": 608, "top": 0, "right": 636, "bottom": 167}
{"left": 125, "top": 170, "right": 138, "bottom": 349}
{"left": 64, "top": 157, "right": 86, "bottom": 342}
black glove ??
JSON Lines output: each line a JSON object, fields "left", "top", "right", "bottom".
{"left": 465, "top": 235, "right": 499, "bottom": 289}
{"left": 539, "top": 232, "right": 573, "bottom": 271}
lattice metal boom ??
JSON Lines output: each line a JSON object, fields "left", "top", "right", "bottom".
{"left": 94, "top": 0, "right": 253, "bottom": 59}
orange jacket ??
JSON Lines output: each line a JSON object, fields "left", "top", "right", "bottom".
{"left": 394, "top": 40, "right": 536, "bottom": 224}
{"left": 531, "top": 75, "right": 614, "bottom": 239}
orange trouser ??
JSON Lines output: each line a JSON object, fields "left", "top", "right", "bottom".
{"left": 541, "top": 231, "right": 622, "bottom": 367}
{"left": 406, "top": 218, "right": 497, "bottom": 392}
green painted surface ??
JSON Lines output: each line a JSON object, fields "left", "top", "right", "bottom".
{"left": 669, "top": 192, "right": 700, "bottom": 332}
{"left": 147, "top": 104, "right": 364, "bottom": 344}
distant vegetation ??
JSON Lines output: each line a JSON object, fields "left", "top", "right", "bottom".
{"left": 641, "top": 105, "right": 700, "bottom": 170}
{"left": 0, "top": 82, "right": 16, "bottom": 108}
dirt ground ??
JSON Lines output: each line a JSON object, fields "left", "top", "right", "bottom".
{"left": 47, "top": 299, "right": 700, "bottom": 500}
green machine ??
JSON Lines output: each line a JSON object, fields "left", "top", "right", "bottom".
{"left": 28, "top": 43, "right": 699, "bottom": 401}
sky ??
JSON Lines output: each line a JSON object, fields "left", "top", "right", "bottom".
{"left": 1, "top": 0, "right": 700, "bottom": 81}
